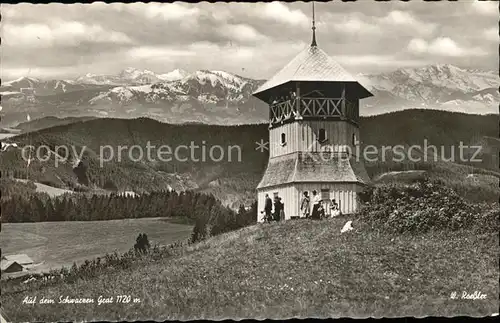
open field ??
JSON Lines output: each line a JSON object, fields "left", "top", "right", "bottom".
{"left": 0, "top": 218, "right": 193, "bottom": 274}
{"left": 2, "top": 217, "right": 497, "bottom": 321}
{"left": 15, "top": 179, "right": 73, "bottom": 198}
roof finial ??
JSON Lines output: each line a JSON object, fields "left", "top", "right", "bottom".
{"left": 311, "top": 1, "right": 317, "bottom": 47}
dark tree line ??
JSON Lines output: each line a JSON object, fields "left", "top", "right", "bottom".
{"left": 190, "top": 201, "right": 257, "bottom": 242}
{"left": 1, "top": 189, "right": 257, "bottom": 243}
{"left": 1, "top": 190, "right": 247, "bottom": 222}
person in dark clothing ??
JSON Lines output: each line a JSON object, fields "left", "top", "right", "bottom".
{"left": 264, "top": 194, "right": 273, "bottom": 222}
{"left": 311, "top": 190, "right": 321, "bottom": 220}
{"left": 273, "top": 196, "right": 283, "bottom": 221}
{"left": 278, "top": 197, "right": 285, "bottom": 221}
{"left": 318, "top": 204, "right": 326, "bottom": 219}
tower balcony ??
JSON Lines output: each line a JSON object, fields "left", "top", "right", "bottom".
{"left": 269, "top": 96, "right": 359, "bottom": 127}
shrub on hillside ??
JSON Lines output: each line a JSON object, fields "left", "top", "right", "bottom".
{"left": 134, "top": 233, "right": 151, "bottom": 254}
{"left": 358, "top": 179, "right": 499, "bottom": 233}
{"left": 103, "top": 179, "right": 118, "bottom": 191}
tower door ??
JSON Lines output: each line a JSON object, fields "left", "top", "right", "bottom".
{"left": 320, "top": 188, "right": 331, "bottom": 216}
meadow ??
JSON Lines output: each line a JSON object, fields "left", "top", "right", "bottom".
{"left": 0, "top": 218, "right": 193, "bottom": 274}
{"left": 1, "top": 217, "right": 497, "bottom": 321}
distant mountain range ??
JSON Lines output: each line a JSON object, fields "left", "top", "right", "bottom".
{"left": 14, "top": 116, "right": 97, "bottom": 133}
{"left": 1, "top": 64, "right": 498, "bottom": 127}
{"left": 74, "top": 67, "right": 191, "bottom": 85}
{"left": 359, "top": 64, "right": 499, "bottom": 115}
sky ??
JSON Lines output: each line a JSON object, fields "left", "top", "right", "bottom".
{"left": 1, "top": 1, "right": 498, "bottom": 81}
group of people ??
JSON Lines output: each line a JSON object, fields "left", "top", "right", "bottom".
{"left": 262, "top": 194, "right": 285, "bottom": 222}
{"left": 261, "top": 190, "right": 342, "bottom": 222}
{"left": 300, "top": 190, "right": 341, "bottom": 220}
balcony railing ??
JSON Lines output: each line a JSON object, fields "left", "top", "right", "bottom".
{"left": 269, "top": 97, "right": 358, "bottom": 124}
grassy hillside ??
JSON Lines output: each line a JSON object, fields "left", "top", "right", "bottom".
{"left": 1, "top": 118, "right": 268, "bottom": 206}
{"left": 360, "top": 109, "right": 498, "bottom": 150}
{"left": 1, "top": 109, "right": 498, "bottom": 206}
{"left": 1, "top": 218, "right": 497, "bottom": 320}
{"left": 371, "top": 161, "right": 500, "bottom": 202}
{"left": 0, "top": 218, "right": 193, "bottom": 274}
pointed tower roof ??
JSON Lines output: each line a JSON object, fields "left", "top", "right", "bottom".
{"left": 254, "top": 45, "right": 361, "bottom": 95}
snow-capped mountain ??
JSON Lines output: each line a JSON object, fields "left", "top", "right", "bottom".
{"left": 81, "top": 70, "right": 266, "bottom": 124}
{"left": 158, "top": 69, "right": 189, "bottom": 82}
{"left": 2, "top": 76, "right": 41, "bottom": 89}
{"left": 74, "top": 73, "right": 125, "bottom": 86}
{"left": 74, "top": 68, "right": 188, "bottom": 86}
{"left": 1, "top": 64, "right": 498, "bottom": 127}
{"left": 74, "top": 68, "right": 158, "bottom": 85}
{"left": 117, "top": 67, "right": 163, "bottom": 84}
{"left": 362, "top": 64, "right": 498, "bottom": 94}
{"left": 0, "top": 76, "right": 106, "bottom": 97}
{"left": 89, "top": 70, "right": 262, "bottom": 106}
{"left": 359, "top": 64, "right": 499, "bottom": 115}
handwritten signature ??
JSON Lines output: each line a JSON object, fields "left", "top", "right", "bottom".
{"left": 450, "top": 291, "right": 487, "bottom": 300}
{"left": 22, "top": 295, "right": 141, "bottom": 305}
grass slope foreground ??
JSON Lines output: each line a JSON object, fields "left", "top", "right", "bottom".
{"left": 2, "top": 218, "right": 498, "bottom": 320}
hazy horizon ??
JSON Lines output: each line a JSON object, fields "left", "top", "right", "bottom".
{"left": 2, "top": 62, "right": 497, "bottom": 84}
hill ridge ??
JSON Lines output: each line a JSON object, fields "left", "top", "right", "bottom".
{"left": 1, "top": 109, "right": 498, "bottom": 207}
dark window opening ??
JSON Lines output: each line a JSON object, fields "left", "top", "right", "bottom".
{"left": 321, "top": 188, "right": 330, "bottom": 201}
{"left": 318, "top": 128, "right": 327, "bottom": 143}
{"left": 281, "top": 133, "right": 286, "bottom": 146}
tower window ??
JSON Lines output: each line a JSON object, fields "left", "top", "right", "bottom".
{"left": 281, "top": 133, "right": 286, "bottom": 146}
{"left": 318, "top": 128, "right": 327, "bottom": 143}
{"left": 320, "top": 189, "right": 330, "bottom": 201}
{"left": 352, "top": 133, "right": 359, "bottom": 146}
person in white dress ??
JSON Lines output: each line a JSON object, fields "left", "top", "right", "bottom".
{"left": 300, "top": 191, "right": 310, "bottom": 218}
{"left": 330, "top": 199, "right": 341, "bottom": 217}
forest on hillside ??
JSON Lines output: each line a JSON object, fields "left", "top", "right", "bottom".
{"left": 0, "top": 109, "right": 498, "bottom": 208}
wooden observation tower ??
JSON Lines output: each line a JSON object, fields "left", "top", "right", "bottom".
{"left": 252, "top": 3, "right": 373, "bottom": 221}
